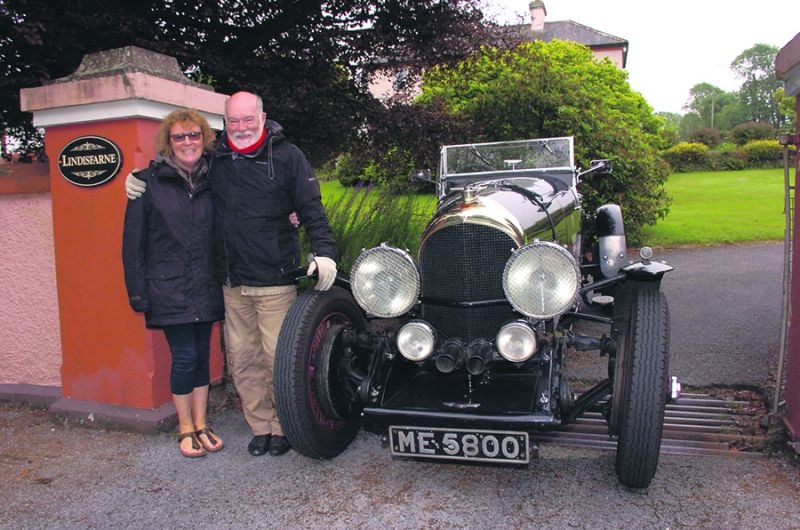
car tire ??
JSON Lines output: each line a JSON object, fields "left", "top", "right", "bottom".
{"left": 613, "top": 288, "right": 669, "bottom": 489}
{"left": 274, "top": 287, "right": 367, "bottom": 459}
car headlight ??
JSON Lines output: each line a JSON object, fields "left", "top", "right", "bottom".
{"left": 496, "top": 321, "right": 537, "bottom": 362}
{"left": 351, "top": 244, "right": 420, "bottom": 318}
{"left": 396, "top": 321, "right": 436, "bottom": 361}
{"left": 502, "top": 240, "right": 580, "bottom": 319}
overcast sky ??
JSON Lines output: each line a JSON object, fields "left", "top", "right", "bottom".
{"left": 482, "top": 0, "right": 799, "bottom": 114}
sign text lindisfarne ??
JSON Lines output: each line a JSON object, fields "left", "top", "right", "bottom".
{"left": 60, "top": 153, "right": 118, "bottom": 167}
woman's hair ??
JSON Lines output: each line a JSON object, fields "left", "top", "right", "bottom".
{"left": 154, "top": 108, "right": 216, "bottom": 157}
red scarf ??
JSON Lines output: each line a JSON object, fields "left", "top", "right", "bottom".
{"left": 227, "top": 127, "right": 267, "bottom": 154}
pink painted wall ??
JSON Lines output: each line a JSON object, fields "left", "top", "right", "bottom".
{"left": 591, "top": 48, "right": 625, "bottom": 69}
{"left": 0, "top": 192, "right": 62, "bottom": 385}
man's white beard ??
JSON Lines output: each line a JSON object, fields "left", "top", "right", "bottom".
{"left": 230, "top": 131, "right": 257, "bottom": 149}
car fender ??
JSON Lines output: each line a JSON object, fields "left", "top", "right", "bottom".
{"left": 596, "top": 204, "right": 631, "bottom": 277}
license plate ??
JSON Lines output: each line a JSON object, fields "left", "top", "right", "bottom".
{"left": 389, "top": 426, "right": 530, "bottom": 464}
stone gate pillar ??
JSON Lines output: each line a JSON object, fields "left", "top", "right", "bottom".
{"left": 19, "top": 47, "right": 228, "bottom": 429}
{"left": 777, "top": 33, "right": 800, "bottom": 449}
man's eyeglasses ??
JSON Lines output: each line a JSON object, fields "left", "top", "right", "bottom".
{"left": 170, "top": 131, "right": 203, "bottom": 142}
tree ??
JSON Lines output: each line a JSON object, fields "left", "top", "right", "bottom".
{"left": 0, "top": 0, "right": 489, "bottom": 163}
{"left": 654, "top": 112, "right": 681, "bottom": 149}
{"left": 683, "top": 83, "right": 738, "bottom": 130}
{"left": 417, "top": 40, "right": 671, "bottom": 241}
{"left": 678, "top": 112, "right": 703, "bottom": 141}
{"left": 731, "top": 43, "right": 782, "bottom": 127}
{"left": 776, "top": 87, "right": 797, "bottom": 133}
{"left": 0, "top": 0, "right": 159, "bottom": 154}
{"left": 715, "top": 101, "right": 749, "bottom": 132}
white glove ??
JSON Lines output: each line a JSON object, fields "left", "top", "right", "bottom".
{"left": 307, "top": 256, "right": 337, "bottom": 291}
{"left": 125, "top": 171, "right": 147, "bottom": 200}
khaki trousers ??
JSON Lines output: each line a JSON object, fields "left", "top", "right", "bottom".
{"left": 223, "top": 284, "right": 297, "bottom": 436}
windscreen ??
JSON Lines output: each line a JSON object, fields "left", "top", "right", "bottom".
{"left": 442, "top": 137, "right": 574, "bottom": 177}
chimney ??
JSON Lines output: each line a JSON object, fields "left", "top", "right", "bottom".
{"left": 529, "top": 1, "right": 547, "bottom": 31}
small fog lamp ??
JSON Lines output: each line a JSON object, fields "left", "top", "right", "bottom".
{"left": 496, "top": 321, "right": 537, "bottom": 362}
{"left": 397, "top": 321, "right": 436, "bottom": 362}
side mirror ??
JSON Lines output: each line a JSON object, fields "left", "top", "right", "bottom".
{"left": 413, "top": 169, "right": 435, "bottom": 184}
{"left": 589, "top": 159, "right": 612, "bottom": 174}
{"left": 577, "top": 159, "right": 612, "bottom": 179}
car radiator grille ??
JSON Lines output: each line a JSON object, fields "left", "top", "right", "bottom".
{"left": 419, "top": 223, "right": 518, "bottom": 342}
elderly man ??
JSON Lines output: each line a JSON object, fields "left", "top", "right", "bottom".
{"left": 127, "top": 92, "right": 337, "bottom": 457}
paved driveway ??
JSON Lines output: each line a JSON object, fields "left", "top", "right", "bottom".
{"left": 658, "top": 242, "right": 784, "bottom": 387}
{"left": 1, "top": 401, "right": 798, "bottom": 529}
{"left": 2, "top": 243, "right": 798, "bottom": 529}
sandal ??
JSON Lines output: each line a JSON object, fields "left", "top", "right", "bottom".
{"left": 178, "top": 432, "right": 207, "bottom": 458}
{"left": 195, "top": 426, "right": 224, "bottom": 453}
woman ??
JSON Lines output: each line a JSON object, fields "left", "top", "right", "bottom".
{"left": 122, "top": 109, "right": 225, "bottom": 458}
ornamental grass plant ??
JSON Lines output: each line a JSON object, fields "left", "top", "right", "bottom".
{"left": 311, "top": 181, "right": 435, "bottom": 274}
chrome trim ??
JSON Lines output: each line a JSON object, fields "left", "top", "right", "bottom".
{"left": 419, "top": 195, "right": 526, "bottom": 251}
{"left": 670, "top": 376, "right": 682, "bottom": 401}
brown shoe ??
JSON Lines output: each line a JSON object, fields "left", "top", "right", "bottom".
{"left": 178, "top": 432, "right": 207, "bottom": 458}
{"left": 195, "top": 427, "right": 224, "bottom": 453}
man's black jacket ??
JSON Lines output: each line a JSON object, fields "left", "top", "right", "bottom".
{"left": 210, "top": 120, "right": 337, "bottom": 287}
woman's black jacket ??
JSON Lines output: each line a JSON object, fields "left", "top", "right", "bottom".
{"left": 121, "top": 157, "right": 224, "bottom": 328}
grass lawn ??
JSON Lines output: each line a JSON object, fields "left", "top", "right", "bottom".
{"left": 638, "top": 168, "right": 788, "bottom": 247}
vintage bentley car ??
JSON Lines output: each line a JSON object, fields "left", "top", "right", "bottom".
{"left": 275, "top": 137, "right": 673, "bottom": 488}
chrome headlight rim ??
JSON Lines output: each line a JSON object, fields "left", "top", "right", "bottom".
{"left": 502, "top": 240, "right": 580, "bottom": 320}
{"left": 396, "top": 320, "right": 437, "bottom": 362}
{"left": 350, "top": 244, "right": 420, "bottom": 318}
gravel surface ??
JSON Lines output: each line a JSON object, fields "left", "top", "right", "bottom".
{"left": 2, "top": 242, "right": 798, "bottom": 529}
{"left": 1, "top": 402, "right": 799, "bottom": 530}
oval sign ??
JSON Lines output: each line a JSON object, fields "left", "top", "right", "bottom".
{"left": 58, "top": 136, "right": 123, "bottom": 187}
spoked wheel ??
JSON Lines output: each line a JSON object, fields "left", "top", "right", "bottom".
{"left": 275, "top": 287, "right": 367, "bottom": 459}
{"left": 610, "top": 287, "right": 669, "bottom": 489}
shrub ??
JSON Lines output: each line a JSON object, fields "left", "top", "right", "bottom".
{"left": 330, "top": 152, "right": 368, "bottom": 187}
{"left": 662, "top": 142, "right": 710, "bottom": 172}
{"left": 708, "top": 142, "right": 746, "bottom": 171}
{"left": 741, "top": 139, "right": 783, "bottom": 167}
{"left": 374, "top": 147, "right": 421, "bottom": 193}
{"left": 689, "top": 128, "right": 722, "bottom": 147}
{"left": 417, "top": 40, "right": 670, "bottom": 243}
{"left": 731, "top": 121, "right": 775, "bottom": 145}
{"left": 331, "top": 147, "right": 426, "bottom": 193}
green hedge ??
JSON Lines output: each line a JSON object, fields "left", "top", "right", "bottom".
{"left": 662, "top": 142, "right": 710, "bottom": 172}
{"left": 663, "top": 139, "right": 793, "bottom": 173}
{"left": 741, "top": 139, "right": 784, "bottom": 166}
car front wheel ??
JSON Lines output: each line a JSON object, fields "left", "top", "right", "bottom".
{"left": 274, "top": 287, "right": 367, "bottom": 459}
{"left": 613, "top": 287, "right": 669, "bottom": 489}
